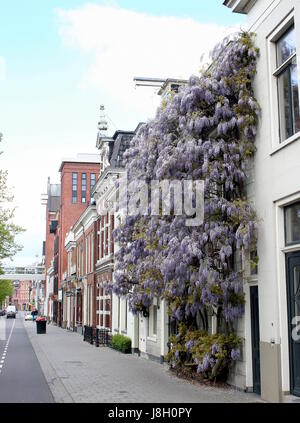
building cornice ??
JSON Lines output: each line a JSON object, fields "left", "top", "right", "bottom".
{"left": 93, "top": 166, "right": 124, "bottom": 198}
{"left": 223, "top": 0, "right": 254, "bottom": 14}
{"left": 72, "top": 205, "right": 97, "bottom": 236}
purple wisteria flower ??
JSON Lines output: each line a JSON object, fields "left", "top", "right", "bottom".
{"left": 113, "top": 32, "right": 259, "bottom": 362}
{"left": 231, "top": 348, "right": 241, "bottom": 361}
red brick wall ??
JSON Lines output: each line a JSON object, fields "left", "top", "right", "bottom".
{"left": 58, "top": 162, "right": 100, "bottom": 289}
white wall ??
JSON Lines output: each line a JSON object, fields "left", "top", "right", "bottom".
{"left": 244, "top": 0, "right": 300, "bottom": 396}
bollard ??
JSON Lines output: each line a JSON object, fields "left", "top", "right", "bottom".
{"left": 95, "top": 328, "right": 99, "bottom": 347}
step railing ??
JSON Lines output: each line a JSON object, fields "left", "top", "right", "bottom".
{"left": 83, "top": 326, "right": 112, "bottom": 347}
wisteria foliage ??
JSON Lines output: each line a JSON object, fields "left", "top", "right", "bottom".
{"left": 111, "top": 32, "right": 260, "bottom": 376}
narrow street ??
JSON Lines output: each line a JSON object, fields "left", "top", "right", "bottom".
{"left": 0, "top": 313, "right": 54, "bottom": 403}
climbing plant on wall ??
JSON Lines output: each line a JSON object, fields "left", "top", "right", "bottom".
{"left": 111, "top": 32, "right": 260, "bottom": 381}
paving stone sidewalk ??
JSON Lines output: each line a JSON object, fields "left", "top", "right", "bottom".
{"left": 24, "top": 322, "right": 260, "bottom": 403}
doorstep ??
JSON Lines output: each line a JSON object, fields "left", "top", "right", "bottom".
{"left": 282, "top": 394, "right": 300, "bottom": 403}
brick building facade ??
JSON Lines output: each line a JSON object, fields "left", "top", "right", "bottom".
{"left": 44, "top": 154, "right": 100, "bottom": 326}
{"left": 12, "top": 280, "right": 33, "bottom": 311}
{"left": 64, "top": 204, "right": 98, "bottom": 333}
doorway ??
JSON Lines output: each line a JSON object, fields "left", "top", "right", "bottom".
{"left": 286, "top": 252, "right": 300, "bottom": 397}
{"left": 250, "top": 286, "right": 261, "bottom": 395}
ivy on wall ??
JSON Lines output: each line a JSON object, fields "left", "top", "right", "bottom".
{"left": 111, "top": 32, "right": 260, "bottom": 381}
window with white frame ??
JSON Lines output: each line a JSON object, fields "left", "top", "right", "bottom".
{"left": 275, "top": 25, "right": 300, "bottom": 143}
{"left": 67, "top": 251, "right": 71, "bottom": 276}
{"left": 97, "top": 285, "right": 111, "bottom": 329}
{"left": 86, "top": 233, "right": 93, "bottom": 274}
{"left": 99, "top": 214, "right": 114, "bottom": 259}
{"left": 77, "top": 246, "right": 79, "bottom": 276}
{"left": 120, "top": 299, "right": 128, "bottom": 332}
{"left": 148, "top": 305, "right": 158, "bottom": 338}
{"left": 91, "top": 235, "right": 94, "bottom": 272}
{"left": 85, "top": 237, "right": 88, "bottom": 275}
{"left": 78, "top": 241, "right": 84, "bottom": 276}
{"left": 88, "top": 235, "right": 91, "bottom": 272}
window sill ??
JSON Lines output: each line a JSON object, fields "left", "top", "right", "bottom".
{"left": 147, "top": 335, "right": 157, "bottom": 343}
{"left": 270, "top": 131, "right": 300, "bottom": 156}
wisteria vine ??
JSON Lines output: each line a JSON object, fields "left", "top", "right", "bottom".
{"left": 111, "top": 32, "right": 260, "bottom": 380}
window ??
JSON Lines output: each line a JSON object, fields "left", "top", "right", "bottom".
{"left": 124, "top": 300, "right": 127, "bottom": 332}
{"left": 97, "top": 286, "right": 111, "bottom": 329}
{"left": 91, "top": 235, "right": 94, "bottom": 272}
{"left": 250, "top": 249, "right": 258, "bottom": 276}
{"left": 117, "top": 296, "right": 120, "bottom": 330}
{"left": 120, "top": 299, "right": 127, "bottom": 333}
{"left": 91, "top": 173, "right": 96, "bottom": 192}
{"left": 285, "top": 202, "right": 300, "bottom": 245}
{"left": 72, "top": 173, "right": 78, "bottom": 203}
{"left": 85, "top": 238, "right": 88, "bottom": 275}
{"left": 99, "top": 214, "right": 113, "bottom": 259}
{"left": 85, "top": 234, "right": 93, "bottom": 274}
{"left": 81, "top": 173, "right": 87, "bottom": 203}
{"left": 275, "top": 26, "right": 300, "bottom": 142}
{"left": 148, "top": 305, "right": 158, "bottom": 337}
{"left": 152, "top": 306, "right": 157, "bottom": 335}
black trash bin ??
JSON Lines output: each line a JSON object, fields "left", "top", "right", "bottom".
{"left": 36, "top": 318, "right": 47, "bottom": 334}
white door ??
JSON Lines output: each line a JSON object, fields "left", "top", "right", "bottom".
{"left": 138, "top": 314, "right": 147, "bottom": 353}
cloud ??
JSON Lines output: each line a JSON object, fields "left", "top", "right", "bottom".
{"left": 56, "top": 4, "right": 241, "bottom": 127}
{"left": 0, "top": 57, "right": 6, "bottom": 81}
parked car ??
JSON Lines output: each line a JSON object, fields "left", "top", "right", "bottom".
{"left": 0, "top": 309, "right": 6, "bottom": 316}
{"left": 6, "top": 305, "right": 16, "bottom": 319}
{"left": 24, "top": 312, "right": 32, "bottom": 321}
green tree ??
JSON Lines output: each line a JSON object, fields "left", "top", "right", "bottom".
{"left": 0, "top": 132, "right": 24, "bottom": 271}
{"left": 0, "top": 279, "right": 14, "bottom": 305}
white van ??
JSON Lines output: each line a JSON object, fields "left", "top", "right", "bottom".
{"left": 6, "top": 305, "right": 16, "bottom": 319}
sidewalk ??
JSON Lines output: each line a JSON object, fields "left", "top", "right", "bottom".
{"left": 25, "top": 322, "right": 260, "bottom": 403}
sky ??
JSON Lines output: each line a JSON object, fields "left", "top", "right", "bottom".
{"left": 0, "top": 1, "right": 246, "bottom": 267}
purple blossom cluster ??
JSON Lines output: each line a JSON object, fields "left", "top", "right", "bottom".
{"left": 110, "top": 32, "right": 259, "bottom": 329}
{"left": 231, "top": 348, "right": 241, "bottom": 361}
{"left": 196, "top": 354, "right": 216, "bottom": 373}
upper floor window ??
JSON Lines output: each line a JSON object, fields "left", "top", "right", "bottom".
{"left": 285, "top": 201, "right": 300, "bottom": 245}
{"left": 72, "top": 173, "right": 78, "bottom": 203}
{"left": 91, "top": 173, "right": 96, "bottom": 192}
{"left": 99, "top": 214, "right": 114, "bottom": 260}
{"left": 81, "top": 173, "right": 87, "bottom": 203}
{"left": 276, "top": 26, "right": 300, "bottom": 142}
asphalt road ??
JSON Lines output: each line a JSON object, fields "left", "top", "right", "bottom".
{"left": 0, "top": 312, "right": 54, "bottom": 403}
